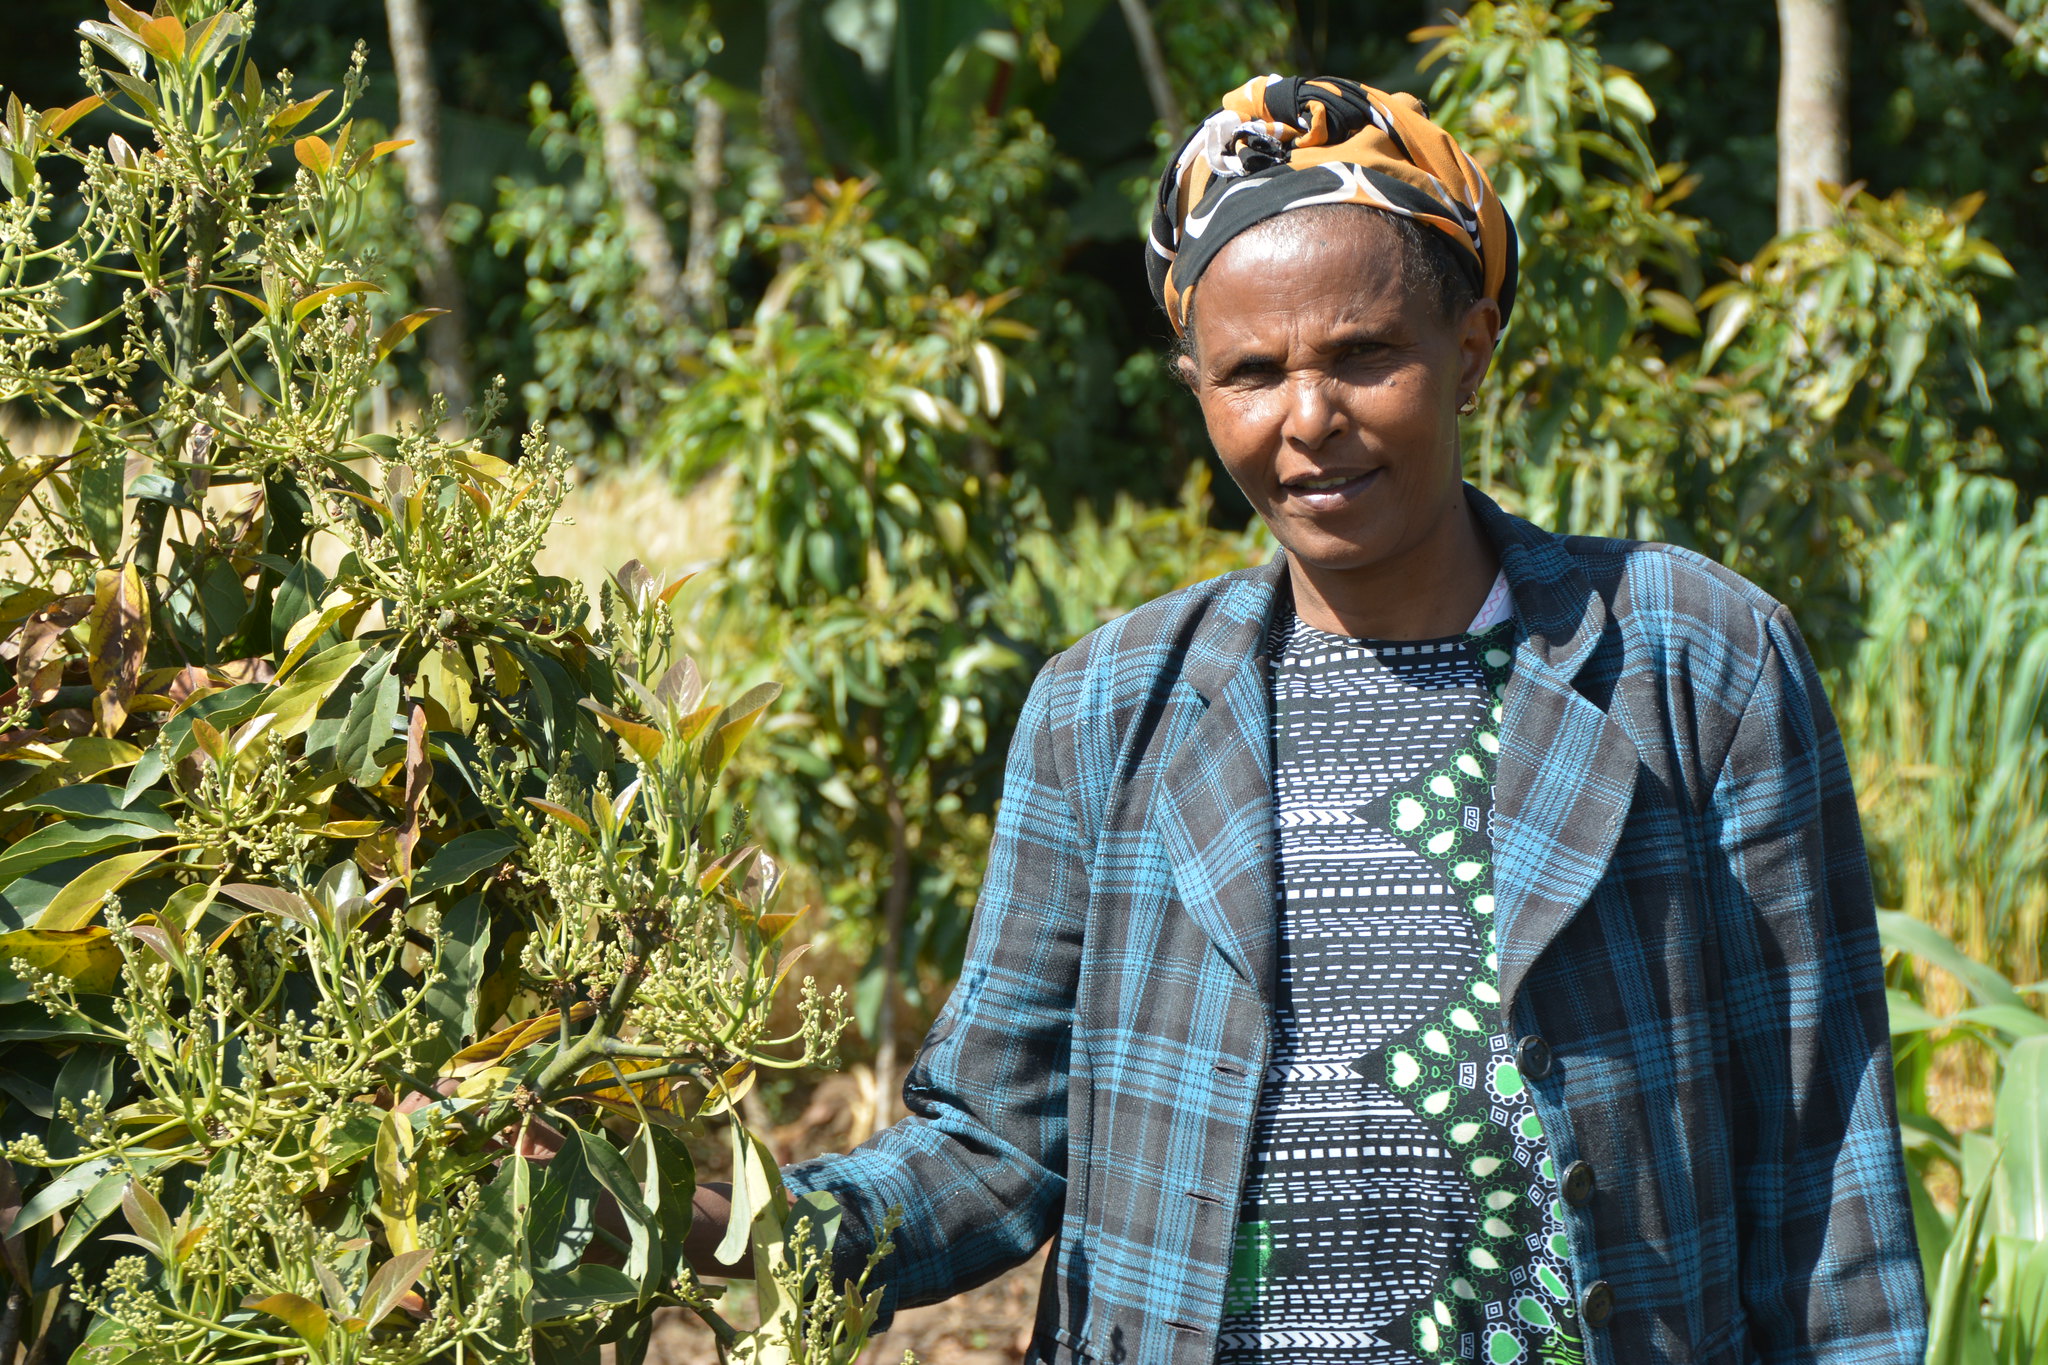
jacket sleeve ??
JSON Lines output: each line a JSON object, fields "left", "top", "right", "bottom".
{"left": 783, "top": 656, "right": 1088, "bottom": 1318}
{"left": 1711, "top": 604, "right": 1926, "bottom": 1364}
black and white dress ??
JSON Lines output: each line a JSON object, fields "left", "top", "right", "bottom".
{"left": 1219, "top": 577, "right": 1585, "bottom": 1365}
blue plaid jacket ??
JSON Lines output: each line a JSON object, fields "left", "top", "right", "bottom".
{"left": 786, "top": 490, "right": 1926, "bottom": 1365}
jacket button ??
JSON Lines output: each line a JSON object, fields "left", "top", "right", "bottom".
{"left": 1580, "top": 1279, "right": 1615, "bottom": 1327}
{"left": 1561, "top": 1160, "right": 1596, "bottom": 1206}
{"left": 1515, "top": 1034, "right": 1551, "bottom": 1080}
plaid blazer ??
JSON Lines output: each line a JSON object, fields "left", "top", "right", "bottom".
{"left": 786, "top": 489, "right": 1926, "bottom": 1365}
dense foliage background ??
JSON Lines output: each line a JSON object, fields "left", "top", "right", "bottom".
{"left": 4, "top": 0, "right": 2048, "bottom": 1359}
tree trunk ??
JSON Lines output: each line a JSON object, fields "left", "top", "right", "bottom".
{"left": 760, "top": 0, "right": 808, "bottom": 208}
{"left": 383, "top": 0, "right": 471, "bottom": 417}
{"left": 683, "top": 84, "right": 725, "bottom": 326}
{"left": 1774, "top": 0, "right": 1850, "bottom": 234}
{"left": 557, "top": 0, "right": 688, "bottom": 316}
{"left": 1118, "top": 0, "right": 1183, "bottom": 139}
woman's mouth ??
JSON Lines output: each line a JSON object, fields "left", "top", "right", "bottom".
{"left": 1280, "top": 468, "right": 1379, "bottom": 506}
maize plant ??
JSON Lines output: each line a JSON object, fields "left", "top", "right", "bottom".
{"left": 0, "top": 2, "right": 889, "bottom": 1361}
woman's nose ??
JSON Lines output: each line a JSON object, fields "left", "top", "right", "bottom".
{"left": 1280, "top": 373, "right": 1346, "bottom": 450}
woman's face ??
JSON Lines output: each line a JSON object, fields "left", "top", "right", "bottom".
{"left": 1180, "top": 212, "right": 1499, "bottom": 587}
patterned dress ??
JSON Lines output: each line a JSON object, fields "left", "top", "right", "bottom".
{"left": 1218, "top": 589, "right": 1584, "bottom": 1365}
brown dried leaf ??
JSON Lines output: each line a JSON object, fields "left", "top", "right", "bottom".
{"left": 87, "top": 565, "right": 148, "bottom": 736}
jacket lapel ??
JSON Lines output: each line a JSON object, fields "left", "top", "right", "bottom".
{"left": 1153, "top": 557, "right": 1287, "bottom": 1000}
{"left": 1472, "top": 492, "right": 1641, "bottom": 1021}
{"left": 1148, "top": 498, "right": 1640, "bottom": 1016}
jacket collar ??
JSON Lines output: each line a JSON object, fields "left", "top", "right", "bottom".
{"left": 1164, "top": 486, "right": 1638, "bottom": 1021}
{"left": 1183, "top": 484, "right": 1613, "bottom": 695}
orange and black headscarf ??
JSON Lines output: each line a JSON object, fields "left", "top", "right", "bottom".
{"left": 1147, "top": 75, "right": 1518, "bottom": 334}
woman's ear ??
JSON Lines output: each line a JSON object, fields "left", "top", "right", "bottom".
{"left": 1173, "top": 350, "right": 1200, "bottom": 390}
{"left": 1457, "top": 295, "right": 1503, "bottom": 397}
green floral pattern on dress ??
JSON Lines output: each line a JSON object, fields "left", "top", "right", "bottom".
{"left": 1359, "top": 624, "right": 1585, "bottom": 1365}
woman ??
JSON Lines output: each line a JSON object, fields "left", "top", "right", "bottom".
{"left": 775, "top": 76, "right": 1926, "bottom": 1364}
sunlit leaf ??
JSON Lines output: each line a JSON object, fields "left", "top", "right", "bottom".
{"left": 375, "top": 308, "right": 447, "bottom": 363}
{"left": 294, "top": 135, "right": 332, "bottom": 175}
{"left": 37, "top": 848, "right": 171, "bottom": 931}
{"left": 39, "top": 96, "right": 105, "bottom": 140}
{"left": 268, "top": 91, "right": 329, "bottom": 133}
{"left": 243, "top": 1292, "right": 329, "bottom": 1347}
{"left": 291, "top": 281, "right": 379, "bottom": 324}
{"left": 523, "top": 798, "right": 590, "bottom": 838}
{"left": 0, "top": 928, "right": 121, "bottom": 994}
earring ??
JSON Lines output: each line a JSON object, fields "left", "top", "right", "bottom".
{"left": 1458, "top": 394, "right": 1478, "bottom": 414}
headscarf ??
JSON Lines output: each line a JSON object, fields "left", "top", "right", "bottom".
{"left": 1146, "top": 75, "right": 1519, "bottom": 335}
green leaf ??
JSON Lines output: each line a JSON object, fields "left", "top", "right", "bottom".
{"left": 411, "top": 831, "right": 519, "bottom": 900}
{"left": 1996, "top": 1036, "right": 2048, "bottom": 1241}
{"left": 563, "top": 1133, "right": 648, "bottom": 1236}
{"left": 1881, "top": 912, "right": 2035, "bottom": 1015}
{"left": 1928, "top": 1144, "right": 1999, "bottom": 1365}
{"left": 268, "top": 556, "right": 327, "bottom": 655}
{"left": 335, "top": 646, "right": 401, "bottom": 785}
{"left": 415, "top": 892, "right": 488, "bottom": 1070}
{"left": 1883, "top": 300, "right": 1932, "bottom": 405}
{"left": 12, "top": 1158, "right": 115, "bottom": 1237}
{"left": 12, "top": 785, "right": 171, "bottom": 826}
{"left": 714, "top": 1120, "right": 755, "bottom": 1267}
{"left": 527, "top": 1265, "right": 639, "bottom": 1322}
{"left": 76, "top": 20, "right": 149, "bottom": 78}
{"left": 77, "top": 451, "right": 124, "bottom": 561}
{"left": 53, "top": 1165, "right": 129, "bottom": 1264}
{"left": 0, "top": 818, "right": 160, "bottom": 890}
{"left": 524, "top": 1129, "right": 596, "bottom": 1273}
{"left": 262, "top": 637, "right": 367, "bottom": 740}
{"left": 120, "top": 1180, "right": 173, "bottom": 1259}
{"left": 1886, "top": 987, "right": 1943, "bottom": 1036}
{"left": 35, "top": 848, "right": 171, "bottom": 929}
{"left": 48, "top": 1041, "right": 117, "bottom": 1161}
{"left": 354, "top": 1249, "right": 430, "bottom": 1329}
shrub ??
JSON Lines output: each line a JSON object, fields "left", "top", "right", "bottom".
{"left": 0, "top": 4, "right": 879, "bottom": 1361}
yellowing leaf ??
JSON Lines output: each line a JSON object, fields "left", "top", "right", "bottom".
{"left": 276, "top": 588, "right": 362, "bottom": 675}
{"left": 375, "top": 308, "right": 447, "bottom": 363}
{"left": 441, "top": 1004, "right": 595, "bottom": 1075}
{"left": 291, "top": 281, "right": 380, "bottom": 324}
{"left": 0, "top": 927, "right": 122, "bottom": 993}
{"left": 243, "top": 1292, "right": 328, "bottom": 1347}
{"left": 138, "top": 14, "right": 185, "bottom": 60}
{"left": 293, "top": 135, "right": 332, "bottom": 175}
{"left": 38, "top": 848, "right": 171, "bottom": 930}
{"left": 204, "top": 283, "right": 270, "bottom": 317}
{"left": 674, "top": 702, "right": 720, "bottom": 745}
{"left": 87, "top": 564, "right": 148, "bottom": 736}
{"left": 40, "top": 96, "right": 105, "bottom": 139}
{"left": 579, "top": 702, "right": 662, "bottom": 764}
{"left": 700, "top": 681, "right": 782, "bottom": 777}
{"left": 262, "top": 638, "right": 367, "bottom": 738}
{"left": 103, "top": 0, "right": 153, "bottom": 35}
{"left": 524, "top": 798, "right": 590, "bottom": 838}
{"left": 415, "top": 644, "right": 477, "bottom": 736}
{"left": 372, "top": 1107, "right": 419, "bottom": 1255}
{"left": 314, "top": 820, "right": 382, "bottom": 839}
{"left": 697, "top": 1059, "right": 757, "bottom": 1118}
{"left": 267, "top": 91, "right": 328, "bottom": 133}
